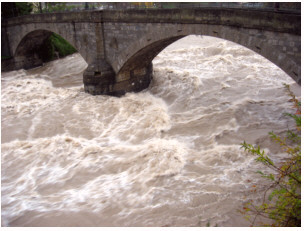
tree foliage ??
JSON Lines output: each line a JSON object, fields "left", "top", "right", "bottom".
{"left": 15, "top": 2, "right": 33, "bottom": 15}
{"left": 1, "top": 2, "right": 33, "bottom": 18}
{"left": 38, "top": 33, "right": 77, "bottom": 62}
{"left": 44, "top": 2, "right": 67, "bottom": 12}
{"left": 240, "top": 84, "right": 301, "bottom": 227}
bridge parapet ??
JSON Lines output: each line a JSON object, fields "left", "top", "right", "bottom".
{"left": 101, "top": 8, "right": 300, "bottom": 35}
{"left": 4, "top": 8, "right": 300, "bottom": 34}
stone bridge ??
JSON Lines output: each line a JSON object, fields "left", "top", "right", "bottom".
{"left": 1, "top": 8, "right": 301, "bottom": 96}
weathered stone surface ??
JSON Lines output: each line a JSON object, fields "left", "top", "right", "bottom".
{"left": 116, "top": 71, "right": 131, "bottom": 82}
{"left": 1, "top": 8, "right": 301, "bottom": 96}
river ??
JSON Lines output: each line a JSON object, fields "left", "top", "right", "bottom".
{"left": 1, "top": 35, "right": 300, "bottom": 227}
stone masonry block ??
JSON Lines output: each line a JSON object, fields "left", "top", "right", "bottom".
{"left": 116, "top": 71, "right": 131, "bottom": 82}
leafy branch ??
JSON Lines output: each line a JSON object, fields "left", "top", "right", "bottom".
{"left": 240, "top": 84, "right": 301, "bottom": 227}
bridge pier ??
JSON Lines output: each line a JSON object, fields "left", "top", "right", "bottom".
{"left": 83, "top": 60, "right": 115, "bottom": 95}
{"left": 83, "top": 61, "right": 153, "bottom": 96}
{"left": 112, "top": 63, "right": 153, "bottom": 96}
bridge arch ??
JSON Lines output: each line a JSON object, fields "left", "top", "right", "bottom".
{"left": 12, "top": 25, "right": 78, "bottom": 56}
{"left": 115, "top": 24, "right": 300, "bottom": 85}
{"left": 8, "top": 21, "right": 94, "bottom": 71}
{"left": 13, "top": 28, "right": 85, "bottom": 71}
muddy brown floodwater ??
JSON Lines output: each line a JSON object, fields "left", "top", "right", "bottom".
{"left": 1, "top": 35, "right": 300, "bottom": 227}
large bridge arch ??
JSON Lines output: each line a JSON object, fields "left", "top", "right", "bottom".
{"left": 115, "top": 24, "right": 300, "bottom": 86}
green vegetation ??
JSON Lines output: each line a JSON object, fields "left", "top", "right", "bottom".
{"left": 241, "top": 84, "right": 301, "bottom": 227}
{"left": 33, "top": 2, "right": 102, "bottom": 13}
{"left": 39, "top": 33, "right": 77, "bottom": 62}
{"left": 39, "top": 3, "right": 78, "bottom": 13}
{"left": 1, "top": 56, "right": 12, "bottom": 60}
{"left": 44, "top": 2, "right": 67, "bottom": 12}
{"left": 15, "top": 2, "right": 33, "bottom": 15}
{"left": 1, "top": 2, "right": 33, "bottom": 18}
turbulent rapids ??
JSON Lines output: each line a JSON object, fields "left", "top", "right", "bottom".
{"left": 1, "top": 35, "right": 300, "bottom": 226}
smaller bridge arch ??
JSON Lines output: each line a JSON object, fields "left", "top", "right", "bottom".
{"left": 2, "top": 11, "right": 108, "bottom": 73}
{"left": 10, "top": 26, "right": 88, "bottom": 70}
{"left": 10, "top": 24, "right": 80, "bottom": 58}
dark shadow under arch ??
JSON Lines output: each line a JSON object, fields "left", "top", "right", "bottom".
{"left": 14, "top": 29, "right": 79, "bottom": 70}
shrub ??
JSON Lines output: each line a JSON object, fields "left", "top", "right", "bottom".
{"left": 38, "top": 33, "right": 77, "bottom": 62}
{"left": 49, "top": 33, "right": 77, "bottom": 58}
{"left": 240, "top": 84, "right": 301, "bottom": 227}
